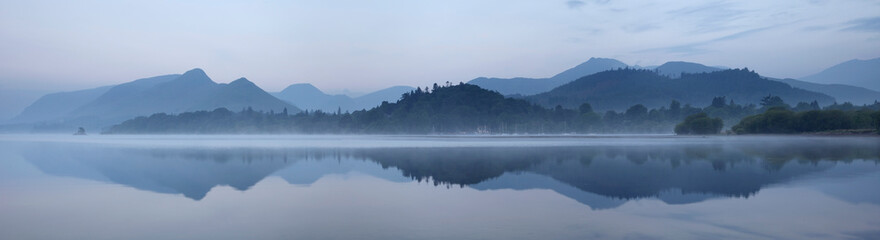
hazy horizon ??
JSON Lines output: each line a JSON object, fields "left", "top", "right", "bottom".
{"left": 2, "top": 1, "right": 879, "bottom": 94}
{"left": 2, "top": 1, "right": 880, "bottom": 120}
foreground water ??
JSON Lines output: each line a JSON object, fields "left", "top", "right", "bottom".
{"left": 0, "top": 135, "right": 878, "bottom": 240}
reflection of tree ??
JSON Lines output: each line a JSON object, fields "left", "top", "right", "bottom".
{"left": 21, "top": 138, "right": 880, "bottom": 204}
{"left": 356, "top": 148, "right": 548, "bottom": 186}
{"left": 735, "top": 139, "right": 880, "bottom": 171}
{"left": 359, "top": 142, "right": 879, "bottom": 200}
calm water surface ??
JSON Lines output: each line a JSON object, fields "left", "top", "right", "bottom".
{"left": 0, "top": 135, "right": 878, "bottom": 240}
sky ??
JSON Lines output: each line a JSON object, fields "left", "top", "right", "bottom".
{"left": 1, "top": 0, "right": 879, "bottom": 95}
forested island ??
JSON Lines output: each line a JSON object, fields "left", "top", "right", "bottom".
{"left": 104, "top": 81, "right": 880, "bottom": 135}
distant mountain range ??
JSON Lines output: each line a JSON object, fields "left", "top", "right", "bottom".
{"left": 468, "top": 58, "right": 725, "bottom": 96}
{"left": 13, "top": 84, "right": 117, "bottom": 123}
{"left": 773, "top": 78, "right": 880, "bottom": 105}
{"left": 801, "top": 58, "right": 880, "bottom": 92}
{"left": 527, "top": 68, "right": 835, "bottom": 111}
{"left": 271, "top": 84, "right": 414, "bottom": 113}
{"left": 654, "top": 61, "right": 880, "bottom": 105}
{"left": 468, "top": 57, "right": 629, "bottom": 96}
{"left": 471, "top": 57, "right": 880, "bottom": 108}
{"left": 8, "top": 57, "right": 880, "bottom": 132}
{"left": 12, "top": 69, "right": 298, "bottom": 130}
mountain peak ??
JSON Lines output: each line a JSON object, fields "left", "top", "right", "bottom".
{"left": 550, "top": 57, "right": 629, "bottom": 82}
{"left": 800, "top": 57, "right": 880, "bottom": 91}
{"left": 230, "top": 77, "right": 251, "bottom": 84}
{"left": 182, "top": 68, "right": 206, "bottom": 76}
{"left": 280, "top": 83, "right": 323, "bottom": 95}
{"left": 176, "top": 68, "right": 214, "bottom": 85}
{"left": 228, "top": 77, "right": 258, "bottom": 88}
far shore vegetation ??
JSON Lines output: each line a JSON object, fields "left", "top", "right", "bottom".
{"left": 104, "top": 83, "right": 880, "bottom": 135}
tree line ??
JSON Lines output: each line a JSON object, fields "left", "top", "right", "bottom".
{"left": 104, "top": 83, "right": 880, "bottom": 135}
{"left": 731, "top": 107, "right": 880, "bottom": 134}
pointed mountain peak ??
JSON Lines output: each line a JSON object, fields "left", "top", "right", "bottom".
{"left": 800, "top": 57, "right": 880, "bottom": 91}
{"left": 182, "top": 68, "right": 206, "bottom": 76}
{"left": 230, "top": 77, "right": 250, "bottom": 84}
{"left": 550, "top": 57, "right": 629, "bottom": 81}
{"left": 176, "top": 68, "right": 215, "bottom": 85}
{"left": 229, "top": 77, "right": 257, "bottom": 88}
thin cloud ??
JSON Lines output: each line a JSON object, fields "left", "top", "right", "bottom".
{"left": 566, "top": 0, "right": 609, "bottom": 9}
{"left": 712, "top": 26, "right": 775, "bottom": 42}
{"left": 801, "top": 25, "right": 829, "bottom": 32}
{"left": 636, "top": 26, "right": 776, "bottom": 55}
{"left": 842, "top": 16, "right": 880, "bottom": 32}
{"left": 622, "top": 24, "right": 660, "bottom": 33}
{"left": 667, "top": 1, "right": 751, "bottom": 33}
{"left": 567, "top": 0, "right": 585, "bottom": 9}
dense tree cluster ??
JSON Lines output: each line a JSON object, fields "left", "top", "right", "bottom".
{"left": 105, "top": 83, "right": 879, "bottom": 135}
{"left": 732, "top": 107, "right": 880, "bottom": 134}
{"left": 674, "top": 113, "right": 723, "bottom": 135}
{"left": 107, "top": 83, "right": 710, "bottom": 134}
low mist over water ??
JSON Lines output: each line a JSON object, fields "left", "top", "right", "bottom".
{"left": 1, "top": 135, "right": 878, "bottom": 240}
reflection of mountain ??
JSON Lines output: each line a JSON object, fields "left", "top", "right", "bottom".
{"left": 24, "top": 145, "right": 296, "bottom": 200}
{"left": 271, "top": 84, "right": 414, "bottom": 113}
{"left": 357, "top": 145, "right": 857, "bottom": 207}
{"left": 20, "top": 138, "right": 880, "bottom": 209}
{"left": 471, "top": 172, "right": 628, "bottom": 210}
{"left": 274, "top": 157, "right": 411, "bottom": 185}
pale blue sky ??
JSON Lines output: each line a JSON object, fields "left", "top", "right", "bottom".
{"left": 1, "top": 0, "right": 879, "bottom": 94}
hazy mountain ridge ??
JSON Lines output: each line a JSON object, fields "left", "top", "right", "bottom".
{"left": 10, "top": 69, "right": 298, "bottom": 131}
{"left": 468, "top": 57, "right": 629, "bottom": 96}
{"left": 650, "top": 61, "right": 880, "bottom": 105}
{"left": 10, "top": 57, "right": 880, "bottom": 133}
{"left": 272, "top": 84, "right": 414, "bottom": 113}
{"left": 13, "top": 74, "right": 183, "bottom": 123}
{"left": 471, "top": 57, "right": 877, "bottom": 109}
{"left": 801, "top": 57, "right": 880, "bottom": 91}
{"left": 69, "top": 69, "right": 297, "bottom": 126}
{"left": 468, "top": 58, "right": 732, "bottom": 96}
{"left": 12, "top": 85, "right": 115, "bottom": 123}
{"left": 774, "top": 78, "right": 880, "bottom": 105}
{"left": 527, "top": 68, "right": 835, "bottom": 111}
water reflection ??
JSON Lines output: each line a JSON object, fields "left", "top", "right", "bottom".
{"left": 18, "top": 137, "right": 880, "bottom": 210}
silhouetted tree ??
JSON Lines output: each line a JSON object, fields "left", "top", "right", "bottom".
{"left": 674, "top": 113, "right": 723, "bottom": 135}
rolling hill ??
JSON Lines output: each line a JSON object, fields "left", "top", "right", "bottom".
{"left": 468, "top": 57, "right": 628, "bottom": 96}
{"left": 774, "top": 78, "right": 880, "bottom": 105}
{"left": 527, "top": 68, "right": 835, "bottom": 111}
{"left": 801, "top": 58, "right": 880, "bottom": 91}
{"left": 272, "top": 84, "right": 414, "bottom": 113}
{"left": 11, "top": 85, "right": 115, "bottom": 123}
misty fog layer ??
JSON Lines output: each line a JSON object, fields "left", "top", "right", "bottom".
{"left": 2, "top": 135, "right": 878, "bottom": 240}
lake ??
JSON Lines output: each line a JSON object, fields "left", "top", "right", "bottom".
{"left": 0, "top": 135, "right": 878, "bottom": 240}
